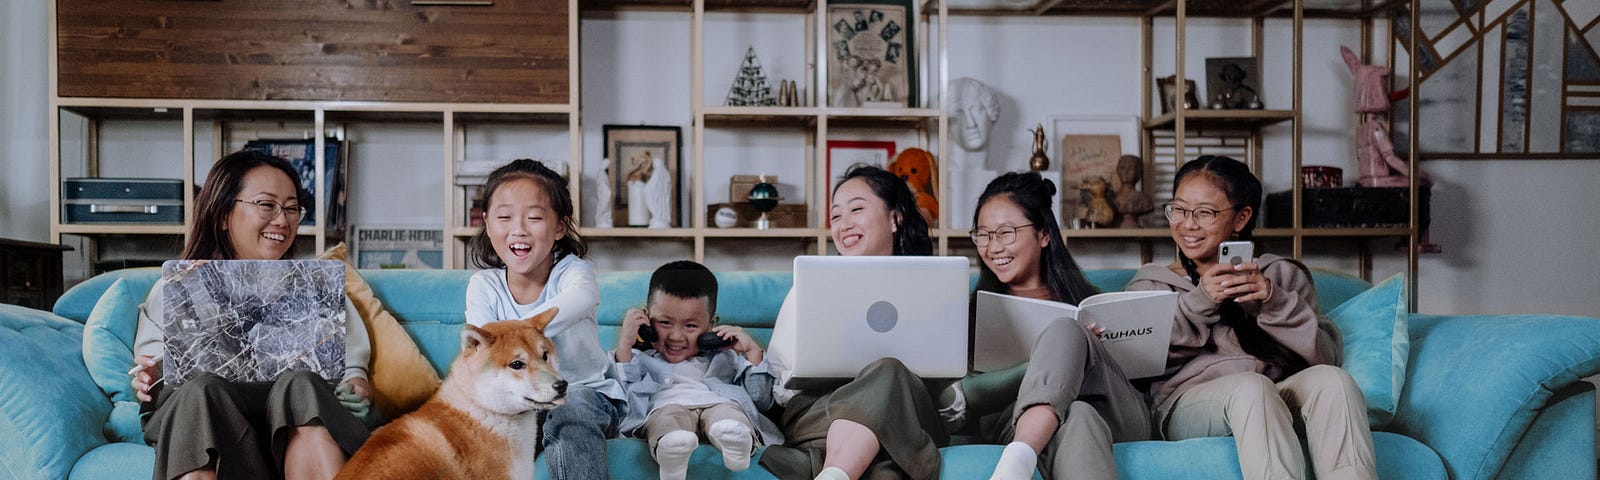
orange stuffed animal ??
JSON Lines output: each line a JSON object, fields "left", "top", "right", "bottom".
{"left": 888, "top": 148, "right": 939, "bottom": 223}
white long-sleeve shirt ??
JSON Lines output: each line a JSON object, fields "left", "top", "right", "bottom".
{"left": 464, "top": 254, "right": 626, "bottom": 402}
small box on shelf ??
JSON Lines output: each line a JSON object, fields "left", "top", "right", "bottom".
{"left": 728, "top": 175, "right": 778, "bottom": 204}
{"left": 707, "top": 203, "right": 808, "bottom": 229}
{"left": 1265, "top": 186, "right": 1431, "bottom": 229}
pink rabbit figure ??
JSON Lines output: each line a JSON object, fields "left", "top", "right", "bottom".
{"left": 1341, "top": 45, "right": 1431, "bottom": 188}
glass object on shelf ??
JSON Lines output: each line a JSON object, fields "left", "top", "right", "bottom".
{"left": 749, "top": 178, "right": 780, "bottom": 230}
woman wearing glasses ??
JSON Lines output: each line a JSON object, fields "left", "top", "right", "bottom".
{"left": 130, "top": 150, "right": 374, "bottom": 480}
{"left": 958, "top": 171, "right": 1150, "bottom": 480}
{"left": 1125, "top": 156, "right": 1376, "bottom": 480}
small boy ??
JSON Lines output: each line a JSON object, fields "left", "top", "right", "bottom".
{"left": 614, "top": 261, "right": 782, "bottom": 480}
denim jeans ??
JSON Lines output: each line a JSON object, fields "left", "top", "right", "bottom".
{"left": 544, "top": 386, "right": 624, "bottom": 480}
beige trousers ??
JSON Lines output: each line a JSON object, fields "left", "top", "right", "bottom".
{"left": 1155, "top": 365, "right": 1377, "bottom": 480}
{"left": 644, "top": 402, "right": 753, "bottom": 453}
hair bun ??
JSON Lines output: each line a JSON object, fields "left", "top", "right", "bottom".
{"left": 1034, "top": 175, "right": 1057, "bottom": 198}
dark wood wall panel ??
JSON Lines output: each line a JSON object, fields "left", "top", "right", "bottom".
{"left": 57, "top": 0, "right": 569, "bottom": 104}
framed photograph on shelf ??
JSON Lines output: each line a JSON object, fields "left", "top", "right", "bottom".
{"left": 1204, "top": 57, "right": 1263, "bottom": 109}
{"left": 827, "top": 0, "right": 916, "bottom": 108}
{"left": 352, "top": 227, "right": 444, "bottom": 269}
{"left": 826, "top": 140, "right": 896, "bottom": 222}
{"left": 603, "top": 125, "right": 682, "bottom": 228}
{"left": 1050, "top": 116, "right": 1141, "bottom": 225}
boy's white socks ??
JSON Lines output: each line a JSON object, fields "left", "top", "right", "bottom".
{"left": 654, "top": 430, "right": 699, "bottom": 480}
{"left": 988, "top": 441, "right": 1039, "bottom": 480}
{"left": 708, "top": 419, "right": 755, "bottom": 471}
{"left": 814, "top": 466, "right": 851, "bottom": 480}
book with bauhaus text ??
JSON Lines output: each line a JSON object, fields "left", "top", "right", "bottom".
{"left": 975, "top": 290, "right": 1178, "bottom": 378}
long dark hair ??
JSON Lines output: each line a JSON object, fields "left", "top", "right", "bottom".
{"left": 469, "top": 159, "right": 587, "bottom": 269}
{"left": 973, "top": 171, "right": 1099, "bottom": 304}
{"left": 183, "top": 150, "right": 305, "bottom": 260}
{"left": 1173, "top": 155, "right": 1308, "bottom": 378}
{"left": 835, "top": 164, "right": 932, "bottom": 256}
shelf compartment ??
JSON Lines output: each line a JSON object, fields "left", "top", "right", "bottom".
{"left": 584, "top": 0, "right": 815, "bottom": 13}
{"left": 825, "top": 108, "right": 942, "bottom": 129}
{"left": 56, "top": 224, "right": 188, "bottom": 235}
{"left": 1143, "top": 109, "right": 1294, "bottom": 129}
{"left": 584, "top": 228, "right": 703, "bottom": 238}
{"left": 700, "top": 228, "right": 822, "bottom": 238}
{"left": 703, "top": 107, "right": 821, "bottom": 128}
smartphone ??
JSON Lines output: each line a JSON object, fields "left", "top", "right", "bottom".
{"left": 1219, "top": 240, "right": 1255, "bottom": 266}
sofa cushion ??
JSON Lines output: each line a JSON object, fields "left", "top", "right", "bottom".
{"left": 53, "top": 268, "right": 161, "bottom": 323}
{"left": 0, "top": 304, "right": 112, "bottom": 480}
{"left": 1112, "top": 431, "right": 1442, "bottom": 479}
{"left": 67, "top": 442, "right": 154, "bottom": 480}
{"left": 1392, "top": 313, "right": 1600, "bottom": 480}
{"left": 319, "top": 244, "right": 442, "bottom": 419}
{"left": 360, "top": 269, "right": 475, "bottom": 374}
{"left": 81, "top": 278, "right": 156, "bottom": 443}
{"left": 1326, "top": 272, "right": 1408, "bottom": 427}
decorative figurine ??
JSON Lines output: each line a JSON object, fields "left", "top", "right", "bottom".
{"left": 594, "top": 157, "right": 613, "bottom": 228}
{"left": 644, "top": 153, "right": 673, "bottom": 228}
{"left": 949, "top": 78, "right": 1000, "bottom": 154}
{"left": 1077, "top": 176, "right": 1116, "bottom": 228}
{"left": 748, "top": 177, "right": 780, "bottom": 230}
{"left": 625, "top": 154, "right": 651, "bottom": 227}
{"left": 1027, "top": 123, "right": 1049, "bottom": 172}
{"left": 1340, "top": 45, "right": 1431, "bottom": 188}
{"left": 1112, "top": 155, "right": 1154, "bottom": 228}
{"left": 888, "top": 148, "right": 939, "bottom": 223}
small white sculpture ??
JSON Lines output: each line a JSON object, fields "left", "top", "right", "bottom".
{"left": 644, "top": 153, "right": 673, "bottom": 228}
{"left": 949, "top": 78, "right": 999, "bottom": 152}
{"left": 593, "top": 158, "right": 613, "bottom": 228}
{"left": 626, "top": 154, "right": 651, "bottom": 227}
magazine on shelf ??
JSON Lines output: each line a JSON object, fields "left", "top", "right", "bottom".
{"left": 243, "top": 138, "right": 347, "bottom": 234}
{"left": 975, "top": 290, "right": 1178, "bottom": 378}
{"left": 352, "top": 227, "right": 444, "bottom": 269}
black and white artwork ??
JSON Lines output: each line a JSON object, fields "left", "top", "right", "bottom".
{"left": 160, "top": 260, "right": 346, "bottom": 387}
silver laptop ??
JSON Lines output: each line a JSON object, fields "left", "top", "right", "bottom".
{"left": 784, "top": 256, "right": 969, "bottom": 389}
{"left": 159, "top": 260, "right": 346, "bottom": 387}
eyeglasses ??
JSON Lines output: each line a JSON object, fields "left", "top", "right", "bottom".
{"left": 1163, "top": 203, "right": 1234, "bottom": 227}
{"left": 970, "top": 224, "right": 1034, "bottom": 247}
{"left": 235, "top": 199, "right": 306, "bottom": 221}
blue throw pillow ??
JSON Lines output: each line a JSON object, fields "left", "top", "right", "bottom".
{"left": 82, "top": 278, "right": 155, "bottom": 443}
{"left": 1326, "top": 272, "right": 1408, "bottom": 427}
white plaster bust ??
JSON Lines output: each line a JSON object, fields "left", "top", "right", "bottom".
{"left": 949, "top": 77, "right": 1000, "bottom": 152}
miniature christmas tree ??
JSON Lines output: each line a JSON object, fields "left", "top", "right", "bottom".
{"left": 726, "top": 46, "right": 777, "bottom": 107}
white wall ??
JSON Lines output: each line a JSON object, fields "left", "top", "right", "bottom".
{"left": 3, "top": 6, "right": 1596, "bottom": 316}
{"left": 1, "top": 0, "right": 49, "bottom": 242}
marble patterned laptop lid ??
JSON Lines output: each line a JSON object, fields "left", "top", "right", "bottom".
{"left": 159, "top": 260, "right": 346, "bottom": 387}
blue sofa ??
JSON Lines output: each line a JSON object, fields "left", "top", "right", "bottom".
{"left": 2, "top": 267, "right": 1597, "bottom": 480}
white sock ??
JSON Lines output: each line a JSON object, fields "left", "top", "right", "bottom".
{"left": 708, "top": 419, "right": 755, "bottom": 471}
{"left": 988, "top": 441, "right": 1039, "bottom": 480}
{"left": 814, "top": 466, "right": 851, "bottom": 480}
{"left": 654, "top": 430, "right": 699, "bottom": 480}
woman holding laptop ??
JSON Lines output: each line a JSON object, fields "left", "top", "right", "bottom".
{"left": 761, "top": 164, "right": 950, "bottom": 480}
{"left": 959, "top": 171, "right": 1152, "bottom": 480}
{"left": 129, "top": 150, "right": 373, "bottom": 480}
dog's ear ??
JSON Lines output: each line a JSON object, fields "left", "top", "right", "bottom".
{"left": 525, "top": 307, "right": 559, "bottom": 333}
{"left": 462, "top": 324, "right": 494, "bottom": 353}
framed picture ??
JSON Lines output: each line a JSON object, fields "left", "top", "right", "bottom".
{"left": 1051, "top": 116, "right": 1141, "bottom": 225}
{"left": 1155, "top": 75, "right": 1199, "bottom": 114}
{"left": 827, "top": 0, "right": 916, "bottom": 108}
{"left": 352, "top": 227, "right": 444, "bottom": 269}
{"left": 603, "top": 125, "right": 682, "bottom": 228}
{"left": 1204, "top": 57, "right": 1263, "bottom": 109}
{"left": 826, "top": 140, "right": 896, "bottom": 223}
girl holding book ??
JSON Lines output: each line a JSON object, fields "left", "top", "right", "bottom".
{"left": 958, "top": 171, "right": 1152, "bottom": 480}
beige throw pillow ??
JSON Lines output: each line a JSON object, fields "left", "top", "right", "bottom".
{"left": 318, "top": 243, "right": 442, "bottom": 420}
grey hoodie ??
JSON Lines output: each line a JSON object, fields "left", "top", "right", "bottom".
{"left": 1124, "top": 254, "right": 1342, "bottom": 408}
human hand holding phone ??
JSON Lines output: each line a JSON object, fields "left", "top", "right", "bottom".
{"left": 129, "top": 353, "right": 164, "bottom": 403}
{"left": 616, "top": 308, "right": 650, "bottom": 362}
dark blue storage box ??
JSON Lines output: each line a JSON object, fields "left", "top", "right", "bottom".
{"left": 62, "top": 178, "right": 185, "bottom": 224}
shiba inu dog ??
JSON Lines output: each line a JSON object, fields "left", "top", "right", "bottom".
{"left": 338, "top": 309, "right": 566, "bottom": 480}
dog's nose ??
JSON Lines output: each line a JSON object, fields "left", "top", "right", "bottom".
{"left": 553, "top": 380, "right": 568, "bottom": 395}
